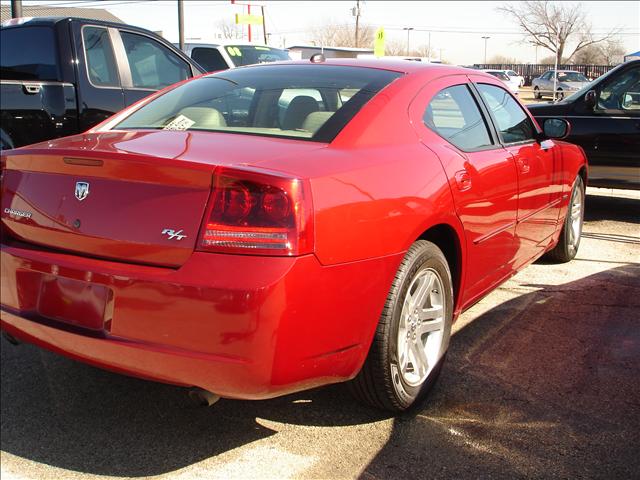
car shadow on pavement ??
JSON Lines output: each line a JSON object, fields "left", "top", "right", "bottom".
{"left": 2, "top": 265, "right": 639, "bottom": 478}
{"left": 360, "top": 263, "right": 640, "bottom": 479}
{"left": 584, "top": 192, "right": 640, "bottom": 224}
{"left": 0, "top": 338, "right": 386, "bottom": 476}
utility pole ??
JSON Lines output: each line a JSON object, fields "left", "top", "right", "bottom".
{"left": 427, "top": 31, "right": 431, "bottom": 62}
{"left": 481, "top": 36, "right": 490, "bottom": 64}
{"left": 177, "top": 0, "right": 184, "bottom": 51}
{"left": 353, "top": 0, "right": 361, "bottom": 48}
{"left": 261, "top": 5, "right": 267, "bottom": 44}
{"left": 11, "top": 0, "right": 22, "bottom": 18}
{"left": 403, "top": 27, "right": 413, "bottom": 56}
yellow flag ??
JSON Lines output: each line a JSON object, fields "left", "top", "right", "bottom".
{"left": 374, "top": 27, "right": 385, "bottom": 57}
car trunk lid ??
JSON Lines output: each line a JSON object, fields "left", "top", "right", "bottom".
{"left": 1, "top": 130, "right": 325, "bottom": 267}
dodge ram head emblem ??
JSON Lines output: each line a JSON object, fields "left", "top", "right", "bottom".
{"left": 75, "top": 181, "right": 90, "bottom": 201}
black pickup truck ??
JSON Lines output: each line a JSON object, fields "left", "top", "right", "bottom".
{"left": 0, "top": 17, "right": 204, "bottom": 149}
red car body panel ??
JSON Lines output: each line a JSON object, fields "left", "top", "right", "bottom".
{"left": 0, "top": 60, "right": 587, "bottom": 399}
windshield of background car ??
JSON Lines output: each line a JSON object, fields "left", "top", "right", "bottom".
{"left": 557, "top": 72, "right": 588, "bottom": 82}
{"left": 115, "top": 65, "right": 402, "bottom": 142}
{"left": 225, "top": 45, "right": 291, "bottom": 66}
{"left": 488, "top": 71, "right": 510, "bottom": 81}
{"left": 0, "top": 26, "right": 59, "bottom": 80}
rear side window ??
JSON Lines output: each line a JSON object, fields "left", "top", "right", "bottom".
{"left": 424, "top": 84, "right": 493, "bottom": 151}
{"left": 115, "top": 65, "right": 401, "bottom": 142}
{"left": 120, "top": 31, "right": 191, "bottom": 89}
{"left": 191, "top": 47, "right": 229, "bottom": 72}
{"left": 82, "top": 26, "right": 119, "bottom": 87}
{"left": 477, "top": 84, "right": 535, "bottom": 144}
{"left": 0, "top": 26, "right": 59, "bottom": 80}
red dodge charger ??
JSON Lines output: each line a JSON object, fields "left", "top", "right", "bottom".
{"left": 0, "top": 59, "right": 586, "bottom": 411}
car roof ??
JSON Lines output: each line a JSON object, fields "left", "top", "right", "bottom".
{"left": 264, "top": 58, "right": 471, "bottom": 76}
{"left": 182, "top": 42, "right": 285, "bottom": 49}
{"left": 1, "top": 16, "right": 125, "bottom": 29}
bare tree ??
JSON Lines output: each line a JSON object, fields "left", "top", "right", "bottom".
{"left": 599, "top": 39, "right": 625, "bottom": 65}
{"left": 572, "top": 44, "right": 604, "bottom": 64}
{"left": 499, "top": 1, "right": 619, "bottom": 64}
{"left": 489, "top": 54, "right": 522, "bottom": 64}
{"left": 216, "top": 19, "right": 242, "bottom": 40}
{"left": 310, "top": 21, "right": 374, "bottom": 48}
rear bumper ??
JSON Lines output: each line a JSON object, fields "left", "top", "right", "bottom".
{"left": 1, "top": 240, "right": 402, "bottom": 399}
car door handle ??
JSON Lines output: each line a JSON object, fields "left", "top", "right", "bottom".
{"left": 23, "top": 84, "right": 41, "bottom": 95}
{"left": 454, "top": 170, "right": 471, "bottom": 191}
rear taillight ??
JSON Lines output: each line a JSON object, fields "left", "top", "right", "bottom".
{"left": 198, "top": 167, "right": 314, "bottom": 256}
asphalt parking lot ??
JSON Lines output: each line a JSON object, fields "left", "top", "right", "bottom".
{"left": 1, "top": 187, "right": 638, "bottom": 480}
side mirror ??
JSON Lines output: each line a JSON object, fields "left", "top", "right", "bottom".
{"left": 584, "top": 90, "right": 597, "bottom": 109}
{"left": 543, "top": 118, "right": 570, "bottom": 140}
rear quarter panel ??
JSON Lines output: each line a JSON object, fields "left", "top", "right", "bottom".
{"left": 257, "top": 70, "right": 464, "bottom": 266}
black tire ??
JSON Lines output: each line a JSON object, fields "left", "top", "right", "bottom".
{"left": 0, "top": 129, "right": 14, "bottom": 151}
{"left": 546, "top": 175, "right": 585, "bottom": 263}
{"left": 349, "top": 240, "right": 453, "bottom": 412}
{"left": 534, "top": 86, "right": 541, "bottom": 99}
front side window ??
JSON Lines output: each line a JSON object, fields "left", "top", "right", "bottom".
{"left": 115, "top": 65, "right": 401, "bottom": 142}
{"left": 424, "top": 84, "right": 493, "bottom": 151}
{"left": 0, "top": 26, "right": 59, "bottom": 80}
{"left": 120, "top": 31, "right": 191, "bottom": 89}
{"left": 477, "top": 83, "right": 535, "bottom": 144}
{"left": 598, "top": 66, "right": 640, "bottom": 112}
{"left": 82, "top": 26, "right": 119, "bottom": 87}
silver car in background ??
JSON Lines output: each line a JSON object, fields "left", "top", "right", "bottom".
{"left": 532, "top": 70, "right": 590, "bottom": 100}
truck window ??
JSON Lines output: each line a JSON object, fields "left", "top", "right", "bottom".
{"left": 0, "top": 26, "right": 59, "bottom": 80}
{"left": 82, "top": 26, "right": 120, "bottom": 87}
{"left": 120, "top": 31, "right": 191, "bottom": 89}
{"left": 191, "top": 47, "right": 229, "bottom": 72}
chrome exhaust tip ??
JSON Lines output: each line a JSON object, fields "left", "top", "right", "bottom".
{"left": 188, "top": 388, "right": 221, "bottom": 407}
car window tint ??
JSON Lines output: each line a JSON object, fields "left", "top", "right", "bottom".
{"left": 191, "top": 47, "right": 228, "bottom": 72}
{"left": 120, "top": 31, "right": 191, "bottom": 89}
{"left": 82, "top": 26, "right": 119, "bottom": 87}
{"left": 598, "top": 66, "right": 640, "bottom": 111}
{"left": 115, "top": 65, "right": 401, "bottom": 142}
{"left": 507, "top": 70, "right": 518, "bottom": 77}
{"left": 477, "top": 84, "right": 535, "bottom": 144}
{"left": 0, "top": 26, "right": 59, "bottom": 81}
{"left": 424, "top": 84, "right": 493, "bottom": 151}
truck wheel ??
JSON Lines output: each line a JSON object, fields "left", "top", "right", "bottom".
{"left": 349, "top": 240, "right": 453, "bottom": 412}
{"left": 0, "top": 129, "right": 14, "bottom": 150}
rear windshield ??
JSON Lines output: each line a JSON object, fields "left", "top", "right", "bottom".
{"left": 224, "top": 45, "right": 290, "bottom": 67}
{"left": 115, "top": 64, "right": 402, "bottom": 142}
{"left": 0, "top": 26, "right": 59, "bottom": 80}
